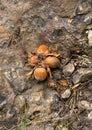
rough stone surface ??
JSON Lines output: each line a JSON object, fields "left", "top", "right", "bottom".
{"left": 0, "top": 0, "right": 92, "bottom": 130}
{"left": 72, "top": 68, "right": 92, "bottom": 84}
{"left": 63, "top": 63, "right": 75, "bottom": 76}
{"left": 14, "top": 95, "right": 26, "bottom": 112}
{"left": 61, "top": 89, "right": 71, "bottom": 99}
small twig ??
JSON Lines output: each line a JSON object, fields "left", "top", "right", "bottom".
{"left": 71, "top": 83, "right": 81, "bottom": 90}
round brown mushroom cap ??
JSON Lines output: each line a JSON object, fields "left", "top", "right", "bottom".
{"left": 36, "top": 45, "right": 49, "bottom": 55}
{"left": 34, "top": 67, "right": 47, "bottom": 81}
{"left": 44, "top": 56, "right": 60, "bottom": 68}
{"left": 28, "top": 55, "right": 39, "bottom": 67}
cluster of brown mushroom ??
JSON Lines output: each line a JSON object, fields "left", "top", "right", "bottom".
{"left": 26, "top": 44, "right": 61, "bottom": 81}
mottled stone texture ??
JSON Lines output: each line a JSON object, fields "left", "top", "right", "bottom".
{"left": 0, "top": 0, "right": 92, "bottom": 130}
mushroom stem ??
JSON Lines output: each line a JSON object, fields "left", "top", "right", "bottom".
{"left": 26, "top": 70, "right": 34, "bottom": 79}
{"left": 47, "top": 67, "right": 52, "bottom": 78}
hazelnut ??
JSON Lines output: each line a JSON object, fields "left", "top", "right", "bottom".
{"left": 28, "top": 55, "right": 39, "bottom": 67}
{"left": 36, "top": 45, "right": 49, "bottom": 55}
{"left": 44, "top": 56, "right": 60, "bottom": 68}
{"left": 34, "top": 67, "right": 47, "bottom": 81}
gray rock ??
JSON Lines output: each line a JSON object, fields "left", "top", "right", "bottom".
{"left": 63, "top": 63, "right": 75, "bottom": 76}
{"left": 14, "top": 95, "right": 26, "bottom": 112}
{"left": 62, "top": 127, "right": 68, "bottom": 130}
{"left": 88, "top": 30, "right": 92, "bottom": 46}
{"left": 61, "top": 89, "right": 71, "bottom": 99}
{"left": 78, "top": 100, "right": 92, "bottom": 110}
{"left": 84, "top": 13, "right": 92, "bottom": 25}
{"left": 88, "top": 111, "right": 92, "bottom": 120}
{"left": 72, "top": 68, "right": 92, "bottom": 84}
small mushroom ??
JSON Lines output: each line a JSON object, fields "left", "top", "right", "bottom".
{"left": 36, "top": 45, "right": 50, "bottom": 55}
{"left": 34, "top": 67, "right": 47, "bottom": 81}
{"left": 44, "top": 56, "right": 60, "bottom": 68}
{"left": 28, "top": 54, "right": 39, "bottom": 67}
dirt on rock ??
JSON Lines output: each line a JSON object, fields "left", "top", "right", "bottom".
{"left": 0, "top": 0, "right": 92, "bottom": 130}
